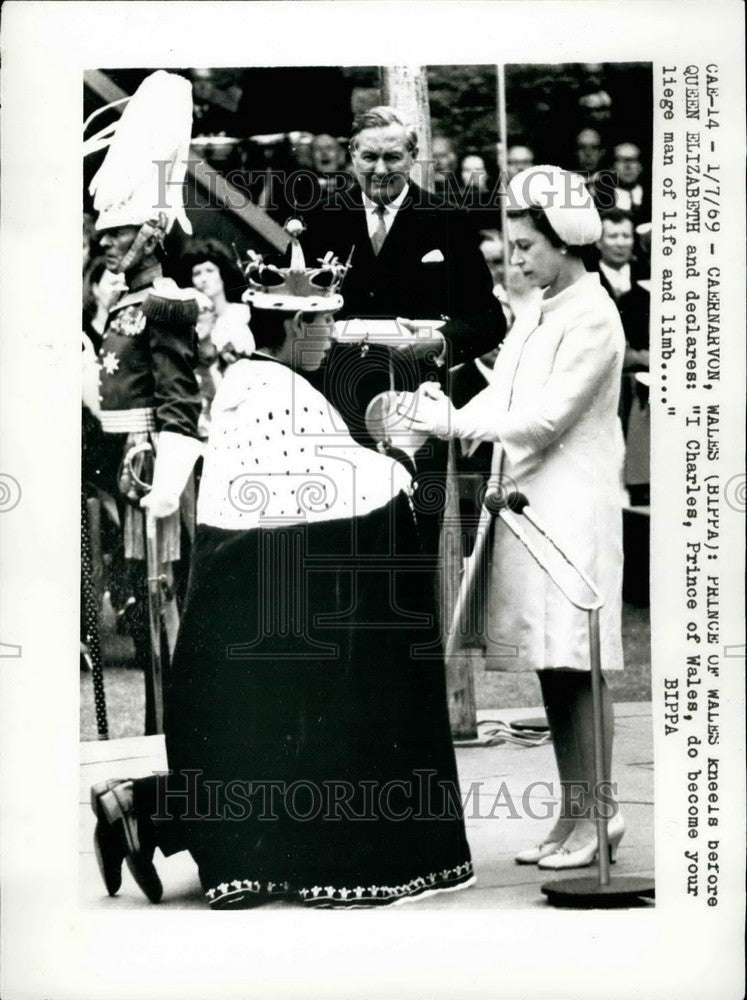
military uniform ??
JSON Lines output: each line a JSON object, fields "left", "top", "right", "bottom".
{"left": 83, "top": 71, "right": 201, "bottom": 737}
{"left": 97, "top": 260, "right": 201, "bottom": 734}
{"left": 98, "top": 264, "right": 201, "bottom": 562}
{"left": 99, "top": 264, "right": 200, "bottom": 438}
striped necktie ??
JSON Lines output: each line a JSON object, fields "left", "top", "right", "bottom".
{"left": 370, "top": 205, "right": 388, "bottom": 256}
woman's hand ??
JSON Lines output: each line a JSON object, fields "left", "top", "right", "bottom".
{"left": 218, "top": 342, "right": 239, "bottom": 368}
{"left": 91, "top": 269, "right": 127, "bottom": 333}
{"left": 192, "top": 289, "right": 214, "bottom": 312}
{"left": 195, "top": 294, "right": 217, "bottom": 342}
{"left": 93, "top": 269, "right": 128, "bottom": 312}
{"left": 397, "top": 382, "right": 455, "bottom": 438}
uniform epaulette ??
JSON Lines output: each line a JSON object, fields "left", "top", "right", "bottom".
{"left": 109, "top": 289, "right": 149, "bottom": 313}
{"left": 142, "top": 290, "right": 198, "bottom": 325}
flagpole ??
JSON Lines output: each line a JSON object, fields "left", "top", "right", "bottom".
{"left": 496, "top": 65, "right": 510, "bottom": 284}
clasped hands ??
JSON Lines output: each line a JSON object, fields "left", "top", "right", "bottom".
{"left": 396, "top": 381, "right": 455, "bottom": 439}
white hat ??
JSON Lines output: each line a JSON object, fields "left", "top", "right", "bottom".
{"left": 87, "top": 71, "right": 193, "bottom": 234}
{"left": 507, "top": 165, "right": 602, "bottom": 246}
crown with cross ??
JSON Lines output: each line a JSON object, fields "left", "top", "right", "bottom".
{"left": 240, "top": 219, "right": 351, "bottom": 312}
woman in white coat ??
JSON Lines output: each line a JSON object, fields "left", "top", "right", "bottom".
{"left": 405, "top": 166, "right": 627, "bottom": 870}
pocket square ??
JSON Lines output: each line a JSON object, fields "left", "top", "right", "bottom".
{"left": 421, "top": 249, "right": 444, "bottom": 264}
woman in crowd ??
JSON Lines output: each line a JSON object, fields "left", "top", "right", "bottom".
{"left": 92, "top": 225, "right": 473, "bottom": 909}
{"left": 179, "top": 237, "right": 255, "bottom": 367}
{"left": 402, "top": 166, "right": 626, "bottom": 870}
{"left": 83, "top": 257, "right": 128, "bottom": 351}
{"left": 178, "top": 238, "right": 255, "bottom": 438}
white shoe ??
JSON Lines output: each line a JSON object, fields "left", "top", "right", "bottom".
{"left": 515, "top": 835, "right": 570, "bottom": 865}
{"left": 537, "top": 813, "right": 625, "bottom": 871}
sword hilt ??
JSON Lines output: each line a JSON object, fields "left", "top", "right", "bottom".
{"left": 120, "top": 441, "right": 154, "bottom": 506}
{"left": 146, "top": 572, "right": 174, "bottom": 602}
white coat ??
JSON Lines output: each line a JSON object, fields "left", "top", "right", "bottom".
{"left": 453, "top": 272, "right": 626, "bottom": 672}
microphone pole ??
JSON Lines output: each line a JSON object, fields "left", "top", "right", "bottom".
{"left": 497, "top": 491, "right": 603, "bottom": 601}
{"left": 485, "top": 490, "right": 655, "bottom": 908}
{"left": 443, "top": 444, "right": 512, "bottom": 663}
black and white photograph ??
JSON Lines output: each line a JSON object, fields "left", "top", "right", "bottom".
{"left": 1, "top": 3, "right": 744, "bottom": 999}
{"left": 78, "top": 60, "right": 655, "bottom": 912}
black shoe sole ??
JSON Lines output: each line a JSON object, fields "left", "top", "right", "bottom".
{"left": 91, "top": 780, "right": 125, "bottom": 896}
{"left": 90, "top": 780, "right": 163, "bottom": 904}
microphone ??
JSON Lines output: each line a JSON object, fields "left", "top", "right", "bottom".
{"left": 484, "top": 489, "right": 527, "bottom": 515}
{"left": 505, "top": 490, "right": 529, "bottom": 514}
{"left": 507, "top": 491, "right": 549, "bottom": 533}
{"left": 483, "top": 490, "right": 542, "bottom": 569}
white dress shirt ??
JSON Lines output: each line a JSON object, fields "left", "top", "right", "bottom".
{"left": 599, "top": 260, "right": 632, "bottom": 298}
{"left": 614, "top": 184, "right": 644, "bottom": 214}
{"left": 362, "top": 184, "right": 410, "bottom": 241}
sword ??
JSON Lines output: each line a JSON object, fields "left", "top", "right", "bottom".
{"left": 144, "top": 510, "right": 165, "bottom": 732}
{"left": 122, "top": 440, "right": 179, "bottom": 734}
{"left": 144, "top": 509, "right": 174, "bottom": 733}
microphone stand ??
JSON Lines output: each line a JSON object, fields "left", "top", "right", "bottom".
{"left": 443, "top": 441, "right": 509, "bottom": 663}
{"left": 443, "top": 496, "right": 497, "bottom": 662}
{"left": 485, "top": 490, "right": 655, "bottom": 908}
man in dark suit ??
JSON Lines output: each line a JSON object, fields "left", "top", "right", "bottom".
{"left": 596, "top": 208, "right": 650, "bottom": 372}
{"left": 596, "top": 208, "right": 650, "bottom": 504}
{"left": 301, "top": 106, "right": 505, "bottom": 447}
{"left": 608, "top": 143, "right": 651, "bottom": 226}
{"left": 301, "top": 104, "right": 505, "bottom": 573}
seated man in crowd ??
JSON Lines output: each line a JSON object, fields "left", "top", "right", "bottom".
{"left": 575, "top": 127, "right": 606, "bottom": 181}
{"left": 309, "top": 132, "right": 354, "bottom": 195}
{"left": 432, "top": 134, "right": 459, "bottom": 200}
{"left": 609, "top": 142, "right": 651, "bottom": 224}
{"left": 505, "top": 143, "right": 535, "bottom": 180}
{"left": 459, "top": 152, "right": 499, "bottom": 234}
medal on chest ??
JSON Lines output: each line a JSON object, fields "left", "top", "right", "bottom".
{"left": 109, "top": 304, "right": 147, "bottom": 337}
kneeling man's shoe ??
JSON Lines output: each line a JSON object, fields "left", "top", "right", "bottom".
{"left": 91, "top": 779, "right": 163, "bottom": 903}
